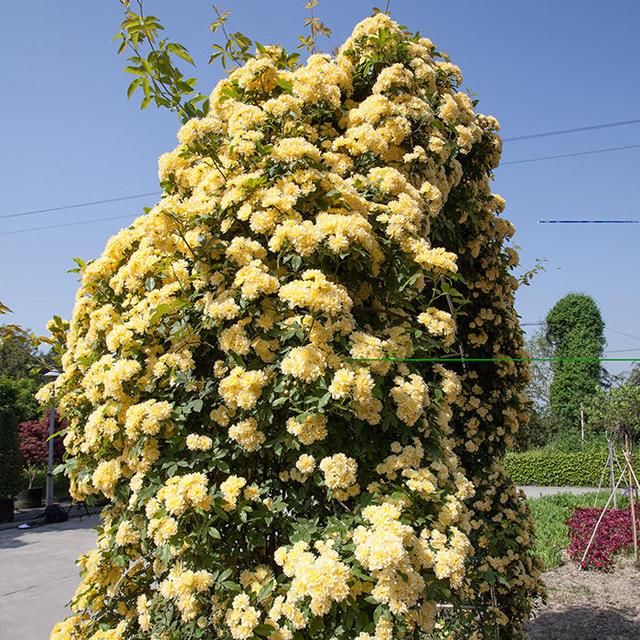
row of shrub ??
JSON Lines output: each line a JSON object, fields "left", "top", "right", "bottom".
{"left": 504, "top": 447, "right": 640, "bottom": 487}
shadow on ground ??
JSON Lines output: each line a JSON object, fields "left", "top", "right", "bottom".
{"left": 526, "top": 605, "right": 640, "bottom": 640}
{"left": 0, "top": 515, "right": 97, "bottom": 550}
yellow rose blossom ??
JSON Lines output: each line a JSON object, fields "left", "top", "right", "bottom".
{"left": 228, "top": 417, "right": 266, "bottom": 452}
{"left": 219, "top": 366, "right": 269, "bottom": 410}
{"left": 220, "top": 475, "right": 247, "bottom": 511}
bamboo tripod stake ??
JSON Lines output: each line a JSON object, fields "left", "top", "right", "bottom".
{"left": 623, "top": 439, "right": 639, "bottom": 562}
{"left": 581, "top": 441, "right": 640, "bottom": 568}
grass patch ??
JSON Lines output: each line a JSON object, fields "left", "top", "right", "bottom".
{"left": 528, "top": 492, "right": 630, "bottom": 570}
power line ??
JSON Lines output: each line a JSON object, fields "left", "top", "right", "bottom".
{"left": 604, "top": 348, "right": 640, "bottom": 354}
{"left": 0, "top": 192, "right": 160, "bottom": 220}
{"left": 538, "top": 220, "right": 639, "bottom": 224}
{"left": 2, "top": 138, "right": 640, "bottom": 233}
{"left": 0, "top": 215, "right": 135, "bottom": 236}
{"left": 606, "top": 327, "right": 640, "bottom": 343}
{"left": 350, "top": 357, "right": 640, "bottom": 363}
{"left": 523, "top": 321, "right": 640, "bottom": 345}
{"left": 503, "top": 118, "right": 640, "bottom": 142}
{"left": 502, "top": 143, "right": 640, "bottom": 165}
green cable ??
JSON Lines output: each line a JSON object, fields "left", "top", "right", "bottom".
{"left": 348, "top": 357, "right": 640, "bottom": 363}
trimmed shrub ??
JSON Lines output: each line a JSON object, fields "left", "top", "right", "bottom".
{"left": 504, "top": 448, "right": 640, "bottom": 487}
{"left": 18, "top": 414, "right": 65, "bottom": 466}
{"left": 546, "top": 293, "right": 605, "bottom": 427}
{"left": 18, "top": 414, "right": 65, "bottom": 488}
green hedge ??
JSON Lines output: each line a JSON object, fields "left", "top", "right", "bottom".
{"left": 0, "top": 382, "right": 23, "bottom": 499}
{"left": 504, "top": 448, "right": 640, "bottom": 487}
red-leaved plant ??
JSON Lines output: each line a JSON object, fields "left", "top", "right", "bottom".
{"left": 568, "top": 505, "right": 640, "bottom": 570}
{"left": 18, "top": 415, "right": 65, "bottom": 488}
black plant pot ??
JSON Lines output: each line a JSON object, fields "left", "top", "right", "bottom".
{"left": 0, "top": 497, "right": 15, "bottom": 523}
{"left": 16, "top": 487, "right": 44, "bottom": 509}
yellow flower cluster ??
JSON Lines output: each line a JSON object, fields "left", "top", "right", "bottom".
{"left": 114, "top": 520, "right": 139, "bottom": 547}
{"left": 286, "top": 413, "right": 327, "bottom": 444}
{"left": 228, "top": 417, "right": 266, "bottom": 451}
{"left": 186, "top": 433, "right": 213, "bottom": 451}
{"left": 155, "top": 473, "right": 212, "bottom": 516}
{"left": 148, "top": 515, "right": 178, "bottom": 545}
{"left": 219, "top": 475, "right": 246, "bottom": 511}
{"left": 225, "top": 593, "right": 261, "bottom": 639}
{"left": 239, "top": 564, "right": 273, "bottom": 595}
{"left": 219, "top": 366, "right": 269, "bottom": 410}
{"left": 91, "top": 459, "right": 122, "bottom": 499}
{"left": 418, "top": 307, "right": 456, "bottom": 348}
{"left": 319, "top": 453, "right": 359, "bottom": 499}
{"left": 280, "top": 344, "right": 327, "bottom": 382}
{"left": 278, "top": 270, "right": 352, "bottom": 316}
{"left": 390, "top": 374, "right": 430, "bottom": 426}
{"left": 273, "top": 540, "right": 350, "bottom": 618}
{"left": 159, "top": 564, "right": 214, "bottom": 621}
{"left": 124, "top": 399, "right": 172, "bottom": 439}
{"left": 352, "top": 501, "right": 448, "bottom": 618}
{"left": 328, "top": 367, "right": 382, "bottom": 425}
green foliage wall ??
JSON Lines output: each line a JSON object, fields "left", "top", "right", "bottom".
{"left": 504, "top": 448, "right": 640, "bottom": 487}
{"left": 546, "top": 293, "right": 605, "bottom": 429}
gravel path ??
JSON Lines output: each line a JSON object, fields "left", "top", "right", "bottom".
{"left": 526, "top": 558, "right": 640, "bottom": 640}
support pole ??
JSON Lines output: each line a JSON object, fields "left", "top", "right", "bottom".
{"left": 608, "top": 438, "right": 617, "bottom": 509}
{"left": 45, "top": 405, "right": 55, "bottom": 507}
{"left": 43, "top": 370, "right": 60, "bottom": 508}
{"left": 626, "top": 437, "right": 638, "bottom": 562}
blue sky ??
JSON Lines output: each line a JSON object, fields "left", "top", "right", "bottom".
{"left": 1, "top": 0, "right": 639, "bottom": 373}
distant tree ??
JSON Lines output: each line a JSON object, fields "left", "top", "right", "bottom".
{"left": 0, "top": 324, "right": 41, "bottom": 379}
{"left": 546, "top": 293, "right": 605, "bottom": 429}
{"left": 0, "top": 377, "right": 41, "bottom": 423}
{"left": 585, "top": 379, "right": 640, "bottom": 444}
{"left": 629, "top": 364, "right": 640, "bottom": 387}
{"left": 0, "top": 381, "right": 23, "bottom": 500}
{"left": 0, "top": 322, "right": 49, "bottom": 422}
{"left": 526, "top": 328, "right": 553, "bottom": 412}
{"left": 0, "top": 312, "right": 57, "bottom": 423}
{"left": 515, "top": 328, "right": 555, "bottom": 449}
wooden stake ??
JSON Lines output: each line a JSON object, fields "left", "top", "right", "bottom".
{"left": 622, "top": 447, "right": 640, "bottom": 493}
{"left": 609, "top": 439, "right": 617, "bottom": 509}
{"left": 593, "top": 454, "right": 608, "bottom": 508}
{"left": 624, "top": 438, "right": 638, "bottom": 562}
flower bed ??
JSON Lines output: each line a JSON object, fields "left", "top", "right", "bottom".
{"left": 567, "top": 505, "right": 640, "bottom": 570}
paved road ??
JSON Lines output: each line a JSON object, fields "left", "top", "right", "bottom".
{"left": 0, "top": 515, "right": 99, "bottom": 640}
{"left": 519, "top": 486, "right": 603, "bottom": 499}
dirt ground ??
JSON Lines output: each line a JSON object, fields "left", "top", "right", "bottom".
{"left": 525, "top": 557, "right": 640, "bottom": 640}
